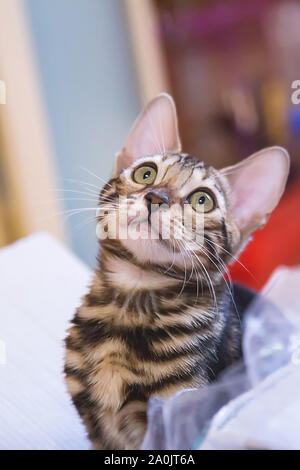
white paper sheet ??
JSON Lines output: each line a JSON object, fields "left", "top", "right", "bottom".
{"left": 0, "top": 233, "right": 92, "bottom": 450}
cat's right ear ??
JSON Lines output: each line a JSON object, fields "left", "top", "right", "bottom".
{"left": 112, "top": 93, "right": 181, "bottom": 177}
{"left": 220, "top": 146, "right": 290, "bottom": 248}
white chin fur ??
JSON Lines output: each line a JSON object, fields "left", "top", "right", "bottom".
{"left": 121, "top": 237, "right": 172, "bottom": 264}
{"left": 120, "top": 236, "right": 195, "bottom": 271}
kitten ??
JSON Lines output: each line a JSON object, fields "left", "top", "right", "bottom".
{"left": 64, "top": 94, "right": 289, "bottom": 450}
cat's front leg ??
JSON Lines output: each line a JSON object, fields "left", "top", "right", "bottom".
{"left": 115, "top": 399, "right": 148, "bottom": 450}
{"left": 84, "top": 399, "right": 148, "bottom": 450}
{"left": 91, "top": 399, "right": 148, "bottom": 450}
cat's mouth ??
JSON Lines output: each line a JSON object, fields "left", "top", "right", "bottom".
{"left": 126, "top": 213, "right": 177, "bottom": 253}
{"left": 128, "top": 214, "right": 162, "bottom": 240}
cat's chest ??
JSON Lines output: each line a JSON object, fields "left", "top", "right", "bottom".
{"left": 85, "top": 329, "right": 209, "bottom": 410}
{"left": 88, "top": 354, "right": 202, "bottom": 410}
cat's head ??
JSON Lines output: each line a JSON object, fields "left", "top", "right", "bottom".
{"left": 97, "top": 94, "right": 289, "bottom": 273}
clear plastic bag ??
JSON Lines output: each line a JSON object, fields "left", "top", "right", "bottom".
{"left": 142, "top": 267, "right": 300, "bottom": 450}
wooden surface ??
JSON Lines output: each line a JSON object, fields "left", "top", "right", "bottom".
{"left": 124, "top": 0, "right": 170, "bottom": 104}
{"left": 0, "top": 0, "right": 65, "bottom": 246}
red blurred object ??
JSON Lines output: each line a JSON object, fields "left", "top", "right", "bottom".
{"left": 229, "top": 178, "right": 300, "bottom": 290}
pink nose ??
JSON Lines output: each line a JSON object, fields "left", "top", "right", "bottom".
{"left": 145, "top": 191, "right": 169, "bottom": 207}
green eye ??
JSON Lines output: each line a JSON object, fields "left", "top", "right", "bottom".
{"left": 133, "top": 165, "right": 157, "bottom": 185}
{"left": 189, "top": 191, "right": 215, "bottom": 213}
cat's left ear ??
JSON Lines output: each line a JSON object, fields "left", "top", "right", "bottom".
{"left": 221, "top": 146, "right": 290, "bottom": 243}
{"left": 113, "top": 93, "right": 181, "bottom": 176}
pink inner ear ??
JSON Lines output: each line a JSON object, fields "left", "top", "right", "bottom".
{"left": 124, "top": 93, "right": 181, "bottom": 162}
{"left": 222, "top": 147, "right": 290, "bottom": 233}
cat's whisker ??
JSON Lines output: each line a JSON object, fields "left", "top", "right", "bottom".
{"left": 174, "top": 239, "right": 188, "bottom": 298}
{"left": 193, "top": 250, "right": 218, "bottom": 311}
{"left": 171, "top": 219, "right": 203, "bottom": 298}
{"left": 73, "top": 215, "right": 99, "bottom": 233}
{"left": 64, "top": 209, "right": 102, "bottom": 221}
{"left": 36, "top": 197, "right": 98, "bottom": 211}
{"left": 62, "top": 206, "right": 116, "bottom": 219}
{"left": 174, "top": 222, "right": 218, "bottom": 310}
{"left": 163, "top": 240, "right": 177, "bottom": 275}
{"left": 51, "top": 188, "right": 100, "bottom": 198}
{"left": 191, "top": 228, "right": 245, "bottom": 273}
{"left": 204, "top": 237, "right": 254, "bottom": 278}
{"left": 38, "top": 206, "right": 106, "bottom": 224}
{"left": 191, "top": 234, "right": 239, "bottom": 320}
{"left": 188, "top": 246, "right": 218, "bottom": 310}
{"left": 193, "top": 240, "right": 240, "bottom": 324}
{"left": 184, "top": 244, "right": 199, "bottom": 298}
{"left": 80, "top": 166, "right": 112, "bottom": 188}
{"left": 172, "top": 219, "right": 196, "bottom": 284}
{"left": 62, "top": 177, "right": 101, "bottom": 193}
{"left": 55, "top": 197, "right": 99, "bottom": 203}
{"left": 205, "top": 231, "right": 227, "bottom": 240}
{"left": 175, "top": 234, "right": 203, "bottom": 301}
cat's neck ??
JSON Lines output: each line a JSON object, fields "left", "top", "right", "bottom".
{"left": 91, "top": 244, "right": 225, "bottom": 326}
{"left": 99, "top": 241, "right": 223, "bottom": 289}
{"left": 101, "top": 254, "right": 180, "bottom": 291}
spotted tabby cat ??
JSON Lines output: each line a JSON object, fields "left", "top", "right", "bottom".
{"left": 64, "top": 94, "right": 289, "bottom": 450}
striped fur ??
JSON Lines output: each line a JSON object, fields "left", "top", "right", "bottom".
{"left": 64, "top": 153, "right": 252, "bottom": 449}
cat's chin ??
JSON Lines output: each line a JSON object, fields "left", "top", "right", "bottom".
{"left": 119, "top": 235, "right": 176, "bottom": 265}
{"left": 119, "top": 236, "right": 192, "bottom": 270}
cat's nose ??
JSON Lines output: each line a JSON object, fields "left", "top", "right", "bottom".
{"left": 145, "top": 191, "right": 169, "bottom": 208}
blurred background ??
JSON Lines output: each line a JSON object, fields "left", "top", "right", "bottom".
{"left": 0, "top": 0, "right": 300, "bottom": 289}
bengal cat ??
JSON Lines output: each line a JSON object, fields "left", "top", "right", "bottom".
{"left": 64, "top": 93, "right": 289, "bottom": 449}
